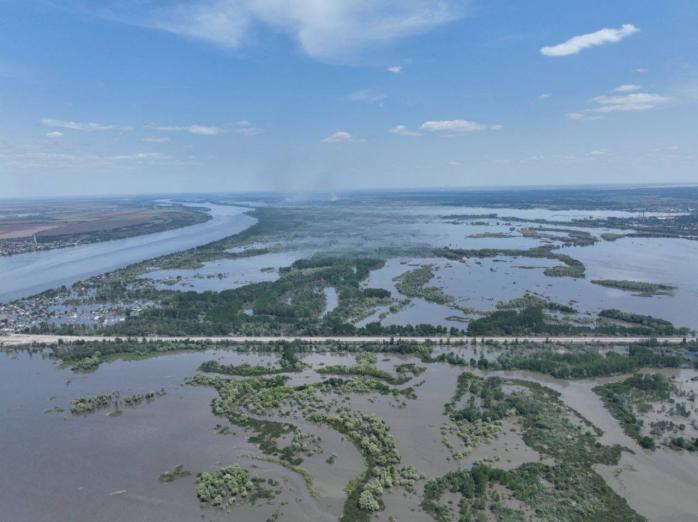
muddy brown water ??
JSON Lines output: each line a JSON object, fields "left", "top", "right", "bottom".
{"left": 3, "top": 348, "right": 698, "bottom": 521}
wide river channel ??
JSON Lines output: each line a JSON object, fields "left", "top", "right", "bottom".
{"left": 0, "top": 203, "right": 256, "bottom": 303}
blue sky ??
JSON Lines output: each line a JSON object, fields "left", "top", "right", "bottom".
{"left": 1, "top": 0, "right": 697, "bottom": 197}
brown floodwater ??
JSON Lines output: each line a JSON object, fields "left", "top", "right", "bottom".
{"left": 3, "top": 348, "right": 698, "bottom": 521}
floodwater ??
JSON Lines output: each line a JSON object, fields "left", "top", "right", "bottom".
{"left": 321, "top": 287, "right": 339, "bottom": 316}
{"left": 355, "top": 211, "right": 698, "bottom": 331}
{"left": 4, "top": 202, "right": 695, "bottom": 332}
{"left": 491, "top": 368, "right": 698, "bottom": 522}
{"left": 0, "top": 349, "right": 341, "bottom": 522}
{"left": 144, "top": 250, "right": 308, "bottom": 292}
{"left": 0, "top": 203, "right": 256, "bottom": 303}
{"left": 3, "top": 347, "right": 698, "bottom": 521}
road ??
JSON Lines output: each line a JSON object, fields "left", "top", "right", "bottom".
{"left": 1, "top": 333, "right": 696, "bottom": 347}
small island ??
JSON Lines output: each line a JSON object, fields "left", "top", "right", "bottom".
{"left": 591, "top": 279, "right": 676, "bottom": 297}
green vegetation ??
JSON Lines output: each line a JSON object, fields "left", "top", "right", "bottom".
{"left": 199, "top": 344, "right": 303, "bottom": 376}
{"left": 196, "top": 464, "right": 276, "bottom": 508}
{"left": 159, "top": 465, "right": 191, "bottom": 483}
{"left": 592, "top": 279, "right": 675, "bottom": 296}
{"left": 441, "top": 373, "right": 508, "bottom": 459}
{"left": 393, "top": 265, "right": 454, "bottom": 305}
{"left": 422, "top": 463, "right": 643, "bottom": 522}
{"left": 601, "top": 233, "right": 626, "bottom": 241}
{"left": 70, "top": 394, "right": 113, "bottom": 415}
{"left": 186, "top": 346, "right": 429, "bottom": 520}
{"left": 496, "top": 293, "right": 577, "bottom": 314}
{"left": 199, "top": 360, "right": 290, "bottom": 376}
{"left": 425, "top": 372, "right": 638, "bottom": 521}
{"left": 123, "top": 389, "right": 166, "bottom": 406}
{"left": 307, "top": 410, "right": 406, "bottom": 520}
{"left": 70, "top": 389, "right": 166, "bottom": 415}
{"left": 467, "top": 305, "right": 690, "bottom": 336}
{"left": 598, "top": 309, "right": 691, "bottom": 336}
{"left": 69, "top": 353, "right": 102, "bottom": 372}
{"left": 54, "top": 339, "right": 218, "bottom": 365}
{"left": 495, "top": 344, "right": 684, "bottom": 379}
{"left": 595, "top": 373, "right": 698, "bottom": 451}
{"left": 98, "top": 254, "right": 455, "bottom": 337}
{"left": 468, "top": 306, "right": 547, "bottom": 336}
{"left": 520, "top": 226, "right": 597, "bottom": 247}
{"left": 435, "top": 245, "right": 586, "bottom": 279}
{"left": 317, "top": 352, "right": 425, "bottom": 385}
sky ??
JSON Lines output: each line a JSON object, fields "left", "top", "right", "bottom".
{"left": 1, "top": 0, "right": 697, "bottom": 197}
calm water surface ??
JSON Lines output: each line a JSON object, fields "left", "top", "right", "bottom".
{"left": 0, "top": 203, "right": 256, "bottom": 303}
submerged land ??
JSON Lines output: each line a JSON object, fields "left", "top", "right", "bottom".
{"left": 2, "top": 186, "right": 698, "bottom": 521}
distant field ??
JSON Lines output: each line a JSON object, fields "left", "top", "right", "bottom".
{"left": 0, "top": 199, "right": 210, "bottom": 253}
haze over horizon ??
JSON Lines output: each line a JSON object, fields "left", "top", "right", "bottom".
{"left": 2, "top": 0, "right": 697, "bottom": 197}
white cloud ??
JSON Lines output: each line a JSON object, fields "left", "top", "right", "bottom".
{"left": 143, "top": 136, "right": 171, "bottom": 143}
{"left": 349, "top": 88, "right": 387, "bottom": 104}
{"left": 421, "top": 119, "right": 501, "bottom": 133}
{"left": 538, "top": 93, "right": 552, "bottom": 100}
{"left": 322, "top": 131, "right": 361, "bottom": 143}
{"left": 566, "top": 111, "right": 601, "bottom": 121}
{"left": 389, "top": 124, "right": 421, "bottom": 137}
{"left": 233, "top": 120, "right": 263, "bottom": 136}
{"left": 46, "top": 131, "right": 64, "bottom": 138}
{"left": 540, "top": 24, "right": 639, "bottom": 57}
{"left": 41, "top": 118, "right": 132, "bottom": 132}
{"left": 107, "top": 0, "right": 465, "bottom": 62}
{"left": 568, "top": 89, "right": 671, "bottom": 120}
{"left": 0, "top": 150, "right": 170, "bottom": 168}
{"left": 614, "top": 84, "right": 641, "bottom": 92}
{"left": 186, "top": 124, "right": 222, "bottom": 135}
{"left": 235, "top": 126, "right": 263, "bottom": 136}
{"left": 387, "top": 65, "right": 403, "bottom": 74}
{"left": 636, "top": 67, "right": 648, "bottom": 73}
{"left": 588, "top": 149, "right": 608, "bottom": 156}
{"left": 590, "top": 92, "right": 671, "bottom": 113}
{"left": 447, "top": 160, "right": 463, "bottom": 166}
{"left": 146, "top": 123, "right": 222, "bottom": 135}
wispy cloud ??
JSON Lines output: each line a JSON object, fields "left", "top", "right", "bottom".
{"left": 0, "top": 150, "right": 171, "bottom": 169}
{"left": 566, "top": 112, "right": 602, "bottom": 121}
{"left": 142, "top": 136, "right": 171, "bottom": 143}
{"left": 146, "top": 123, "right": 222, "bottom": 135}
{"left": 538, "top": 93, "right": 552, "bottom": 100}
{"left": 421, "top": 120, "right": 502, "bottom": 133}
{"left": 90, "top": 0, "right": 466, "bottom": 62}
{"left": 567, "top": 90, "right": 671, "bottom": 120}
{"left": 614, "top": 84, "right": 641, "bottom": 92}
{"left": 322, "top": 131, "right": 362, "bottom": 143}
{"left": 390, "top": 124, "right": 421, "bottom": 137}
{"left": 541, "top": 24, "right": 639, "bottom": 57}
{"left": 234, "top": 125, "right": 263, "bottom": 137}
{"left": 348, "top": 88, "right": 387, "bottom": 104}
{"left": 46, "top": 131, "right": 64, "bottom": 138}
{"left": 387, "top": 65, "right": 403, "bottom": 74}
{"left": 591, "top": 92, "right": 671, "bottom": 113}
{"left": 42, "top": 118, "right": 133, "bottom": 132}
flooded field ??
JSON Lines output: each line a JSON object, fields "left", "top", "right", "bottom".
{"left": 3, "top": 343, "right": 698, "bottom": 521}
{"left": 144, "top": 250, "right": 310, "bottom": 292}
{"left": 5, "top": 197, "right": 695, "bottom": 336}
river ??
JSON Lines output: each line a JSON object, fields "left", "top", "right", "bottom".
{"left": 0, "top": 203, "right": 256, "bottom": 303}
